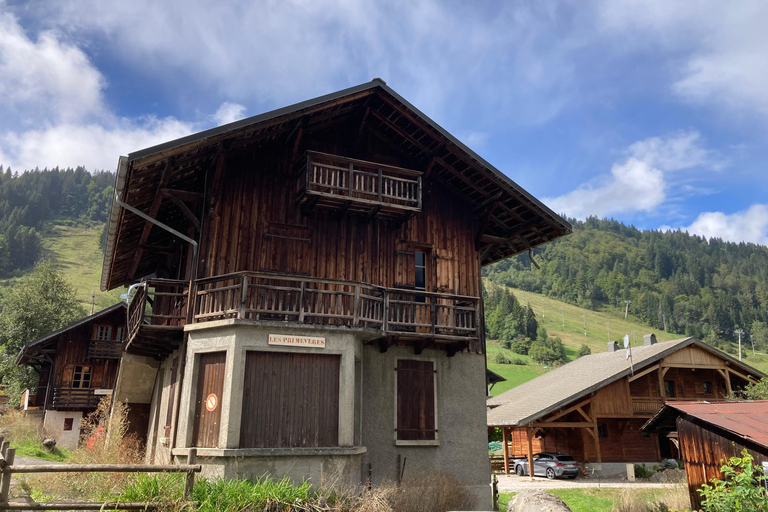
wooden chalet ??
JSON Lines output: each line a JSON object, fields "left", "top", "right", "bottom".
{"left": 487, "top": 335, "right": 765, "bottom": 476}
{"left": 15, "top": 303, "right": 127, "bottom": 449}
{"left": 100, "top": 79, "right": 570, "bottom": 508}
{"left": 643, "top": 401, "right": 768, "bottom": 509}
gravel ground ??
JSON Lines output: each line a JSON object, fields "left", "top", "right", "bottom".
{"left": 497, "top": 474, "right": 676, "bottom": 491}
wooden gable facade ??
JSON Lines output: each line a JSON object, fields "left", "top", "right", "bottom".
{"left": 491, "top": 339, "right": 764, "bottom": 474}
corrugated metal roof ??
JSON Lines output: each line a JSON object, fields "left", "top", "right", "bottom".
{"left": 659, "top": 401, "right": 768, "bottom": 450}
{"left": 486, "top": 338, "right": 767, "bottom": 427}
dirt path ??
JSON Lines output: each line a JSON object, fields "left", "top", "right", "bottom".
{"left": 497, "top": 474, "right": 676, "bottom": 491}
{"left": 5, "top": 455, "right": 64, "bottom": 505}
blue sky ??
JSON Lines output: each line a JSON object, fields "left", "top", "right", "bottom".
{"left": 1, "top": 1, "right": 768, "bottom": 245}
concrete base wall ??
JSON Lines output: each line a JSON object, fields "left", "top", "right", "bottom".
{"left": 43, "top": 410, "right": 83, "bottom": 449}
{"left": 361, "top": 345, "right": 492, "bottom": 510}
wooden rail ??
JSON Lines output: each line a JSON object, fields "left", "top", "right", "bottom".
{"left": 298, "top": 151, "right": 422, "bottom": 215}
{"left": 51, "top": 388, "right": 100, "bottom": 410}
{"left": 631, "top": 396, "right": 725, "bottom": 415}
{"left": 0, "top": 441, "right": 200, "bottom": 511}
{"left": 127, "top": 279, "right": 189, "bottom": 346}
{"left": 193, "top": 272, "right": 481, "bottom": 341}
{"left": 87, "top": 340, "right": 123, "bottom": 360}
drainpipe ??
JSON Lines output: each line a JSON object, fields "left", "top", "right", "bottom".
{"left": 528, "top": 249, "right": 540, "bottom": 270}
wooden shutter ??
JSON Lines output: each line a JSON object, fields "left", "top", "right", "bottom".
{"left": 396, "top": 359, "right": 436, "bottom": 441}
{"left": 240, "top": 352, "right": 340, "bottom": 448}
{"left": 192, "top": 351, "right": 226, "bottom": 448}
{"left": 395, "top": 248, "right": 416, "bottom": 288}
{"left": 260, "top": 223, "right": 312, "bottom": 274}
{"left": 435, "top": 249, "right": 456, "bottom": 293}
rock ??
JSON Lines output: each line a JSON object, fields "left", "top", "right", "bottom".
{"left": 508, "top": 490, "right": 572, "bottom": 512}
{"left": 659, "top": 468, "right": 684, "bottom": 483}
{"left": 42, "top": 438, "right": 56, "bottom": 450}
{"left": 650, "top": 471, "right": 664, "bottom": 482}
{"left": 660, "top": 458, "right": 678, "bottom": 470}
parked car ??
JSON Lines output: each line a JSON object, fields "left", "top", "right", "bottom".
{"left": 513, "top": 452, "right": 579, "bottom": 479}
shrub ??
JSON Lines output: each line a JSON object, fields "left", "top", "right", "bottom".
{"left": 510, "top": 358, "right": 527, "bottom": 365}
{"left": 529, "top": 336, "right": 567, "bottom": 365}
{"left": 511, "top": 335, "right": 531, "bottom": 355}
{"left": 578, "top": 344, "right": 591, "bottom": 357}
{"left": 493, "top": 353, "right": 510, "bottom": 364}
{"left": 634, "top": 463, "right": 656, "bottom": 479}
{"left": 500, "top": 339, "right": 512, "bottom": 349}
{"left": 699, "top": 449, "right": 767, "bottom": 512}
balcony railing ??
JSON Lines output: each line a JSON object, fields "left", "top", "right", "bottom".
{"left": 631, "top": 396, "right": 726, "bottom": 415}
{"left": 297, "top": 151, "right": 422, "bottom": 217}
{"left": 51, "top": 388, "right": 101, "bottom": 410}
{"left": 193, "top": 272, "right": 480, "bottom": 342}
{"left": 87, "top": 340, "right": 123, "bottom": 360}
{"left": 127, "top": 278, "right": 190, "bottom": 345}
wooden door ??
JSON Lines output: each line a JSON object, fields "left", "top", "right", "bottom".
{"left": 192, "top": 351, "right": 226, "bottom": 448}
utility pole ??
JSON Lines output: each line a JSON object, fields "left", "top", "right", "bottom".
{"left": 90, "top": 291, "right": 96, "bottom": 315}
{"left": 750, "top": 334, "right": 756, "bottom": 356}
{"left": 624, "top": 300, "right": 631, "bottom": 319}
{"left": 735, "top": 329, "right": 745, "bottom": 361}
{"left": 582, "top": 314, "right": 586, "bottom": 336}
{"left": 541, "top": 299, "right": 545, "bottom": 320}
{"left": 631, "top": 331, "right": 636, "bottom": 346}
{"left": 606, "top": 322, "right": 610, "bottom": 342}
{"left": 561, "top": 307, "right": 564, "bottom": 327}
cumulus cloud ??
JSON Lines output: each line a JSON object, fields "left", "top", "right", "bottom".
{"left": 212, "top": 102, "right": 247, "bottom": 126}
{"left": 677, "top": 205, "right": 768, "bottom": 245}
{"left": 0, "top": 10, "right": 104, "bottom": 125}
{"left": 544, "top": 131, "right": 714, "bottom": 219}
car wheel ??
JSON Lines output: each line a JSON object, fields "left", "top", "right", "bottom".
{"left": 515, "top": 465, "right": 524, "bottom": 476}
{"left": 546, "top": 468, "right": 556, "bottom": 479}
{"left": 567, "top": 475, "right": 577, "bottom": 480}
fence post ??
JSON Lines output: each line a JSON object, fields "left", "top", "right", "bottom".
{"left": 184, "top": 448, "right": 197, "bottom": 500}
{"left": 299, "top": 281, "right": 306, "bottom": 323}
{"left": 239, "top": 275, "right": 249, "bottom": 320}
{"left": 353, "top": 285, "right": 360, "bottom": 327}
{"left": 0, "top": 447, "right": 15, "bottom": 505}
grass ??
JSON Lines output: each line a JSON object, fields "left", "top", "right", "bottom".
{"left": 499, "top": 486, "right": 691, "bottom": 512}
{"left": 11, "top": 439, "right": 70, "bottom": 462}
{"left": 0, "top": 220, "right": 124, "bottom": 311}
{"left": 484, "top": 281, "right": 768, "bottom": 394}
{"left": 0, "top": 409, "right": 71, "bottom": 462}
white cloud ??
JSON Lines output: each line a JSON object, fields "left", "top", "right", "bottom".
{"left": 0, "top": 10, "right": 104, "bottom": 125}
{"left": 679, "top": 205, "right": 768, "bottom": 245}
{"left": 596, "top": 0, "right": 768, "bottom": 117}
{"left": 544, "top": 131, "right": 715, "bottom": 219}
{"left": 544, "top": 157, "right": 665, "bottom": 219}
{"left": 212, "top": 102, "right": 247, "bottom": 126}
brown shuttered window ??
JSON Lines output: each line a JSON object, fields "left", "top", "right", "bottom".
{"left": 396, "top": 359, "right": 436, "bottom": 441}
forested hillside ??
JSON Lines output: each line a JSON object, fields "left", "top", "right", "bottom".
{"left": 484, "top": 217, "right": 768, "bottom": 351}
{"left": 0, "top": 166, "right": 113, "bottom": 276}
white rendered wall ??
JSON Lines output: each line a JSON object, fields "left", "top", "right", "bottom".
{"left": 43, "top": 410, "right": 83, "bottom": 450}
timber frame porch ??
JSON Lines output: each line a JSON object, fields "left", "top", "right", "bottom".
{"left": 126, "top": 272, "right": 482, "bottom": 359}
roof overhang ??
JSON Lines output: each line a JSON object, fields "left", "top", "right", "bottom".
{"left": 101, "top": 79, "right": 571, "bottom": 291}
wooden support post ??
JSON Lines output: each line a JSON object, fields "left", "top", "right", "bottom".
{"left": 658, "top": 365, "right": 665, "bottom": 400}
{"left": 0, "top": 447, "right": 15, "bottom": 504}
{"left": 502, "top": 427, "right": 509, "bottom": 475}
{"left": 238, "top": 275, "right": 249, "bottom": 320}
{"left": 353, "top": 285, "right": 360, "bottom": 327}
{"left": 526, "top": 427, "right": 535, "bottom": 480}
{"left": 724, "top": 368, "right": 733, "bottom": 396}
{"left": 589, "top": 403, "right": 602, "bottom": 464}
{"left": 184, "top": 449, "right": 197, "bottom": 500}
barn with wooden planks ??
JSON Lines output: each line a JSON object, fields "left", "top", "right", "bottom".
{"left": 487, "top": 335, "right": 766, "bottom": 478}
{"left": 643, "top": 400, "right": 768, "bottom": 510}
{"left": 99, "top": 79, "right": 570, "bottom": 509}
{"left": 15, "top": 303, "right": 129, "bottom": 449}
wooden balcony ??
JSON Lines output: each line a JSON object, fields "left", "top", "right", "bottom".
{"left": 631, "top": 396, "right": 726, "bottom": 416}
{"left": 51, "top": 388, "right": 101, "bottom": 410}
{"left": 297, "top": 151, "right": 422, "bottom": 218}
{"left": 87, "top": 340, "right": 123, "bottom": 360}
{"left": 126, "top": 278, "right": 189, "bottom": 359}
{"left": 194, "top": 272, "right": 481, "bottom": 353}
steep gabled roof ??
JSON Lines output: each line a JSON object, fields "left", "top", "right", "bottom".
{"left": 101, "top": 79, "right": 571, "bottom": 290}
{"left": 16, "top": 303, "right": 126, "bottom": 365}
{"left": 487, "top": 338, "right": 766, "bottom": 427}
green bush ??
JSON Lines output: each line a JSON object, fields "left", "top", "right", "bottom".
{"left": 511, "top": 336, "right": 532, "bottom": 355}
{"left": 578, "top": 344, "right": 591, "bottom": 357}
{"left": 634, "top": 464, "right": 655, "bottom": 479}
{"left": 500, "top": 339, "right": 512, "bottom": 349}
{"left": 510, "top": 358, "right": 527, "bottom": 365}
{"left": 699, "top": 449, "right": 768, "bottom": 511}
{"left": 493, "top": 352, "right": 510, "bottom": 364}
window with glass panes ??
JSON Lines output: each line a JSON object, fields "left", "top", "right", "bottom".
{"left": 414, "top": 251, "right": 426, "bottom": 290}
{"left": 72, "top": 365, "right": 92, "bottom": 388}
{"left": 95, "top": 325, "right": 112, "bottom": 341}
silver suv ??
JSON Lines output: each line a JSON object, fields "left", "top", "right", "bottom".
{"left": 513, "top": 452, "right": 579, "bottom": 479}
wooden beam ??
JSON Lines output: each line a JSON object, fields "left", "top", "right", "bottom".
{"left": 541, "top": 397, "right": 593, "bottom": 424}
{"left": 165, "top": 195, "right": 201, "bottom": 232}
{"left": 662, "top": 367, "right": 671, "bottom": 378}
{"left": 354, "top": 107, "right": 371, "bottom": 151}
{"left": 658, "top": 365, "right": 665, "bottom": 400}
{"left": 590, "top": 402, "right": 602, "bottom": 463}
{"left": 723, "top": 368, "right": 733, "bottom": 396}
{"left": 526, "top": 426, "right": 534, "bottom": 481}
{"left": 534, "top": 421, "right": 595, "bottom": 428}
{"left": 502, "top": 427, "right": 510, "bottom": 475}
{"left": 723, "top": 366, "right": 758, "bottom": 384}
{"left": 479, "top": 243, "right": 497, "bottom": 262}
{"left": 159, "top": 189, "right": 203, "bottom": 203}
{"left": 128, "top": 160, "right": 173, "bottom": 280}
{"left": 475, "top": 202, "right": 499, "bottom": 246}
{"left": 628, "top": 363, "right": 660, "bottom": 383}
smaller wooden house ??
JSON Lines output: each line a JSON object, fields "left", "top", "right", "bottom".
{"left": 643, "top": 400, "right": 768, "bottom": 510}
{"left": 16, "top": 303, "right": 127, "bottom": 449}
{"left": 487, "top": 335, "right": 765, "bottom": 476}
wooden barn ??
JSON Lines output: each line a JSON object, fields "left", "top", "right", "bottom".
{"left": 98, "top": 79, "right": 571, "bottom": 508}
{"left": 15, "top": 303, "right": 127, "bottom": 449}
{"left": 487, "top": 335, "right": 765, "bottom": 476}
{"left": 643, "top": 400, "right": 768, "bottom": 510}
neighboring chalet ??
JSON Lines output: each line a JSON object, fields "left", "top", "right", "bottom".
{"left": 99, "top": 79, "right": 570, "bottom": 508}
{"left": 487, "top": 335, "right": 765, "bottom": 476}
{"left": 643, "top": 401, "right": 768, "bottom": 510}
{"left": 15, "top": 304, "right": 127, "bottom": 449}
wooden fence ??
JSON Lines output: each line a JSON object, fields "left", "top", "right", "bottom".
{"left": 0, "top": 439, "right": 201, "bottom": 511}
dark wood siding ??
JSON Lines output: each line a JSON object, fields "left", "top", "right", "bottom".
{"left": 678, "top": 417, "right": 768, "bottom": 510}
{"left": 396, "top": 359, "right": 436, "bottom": 441}
{"left": 239, "top": 351, "right": 340, "bottom": 448}
{"left": 192, "top": 351, "right": 226, "bottom": 448}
